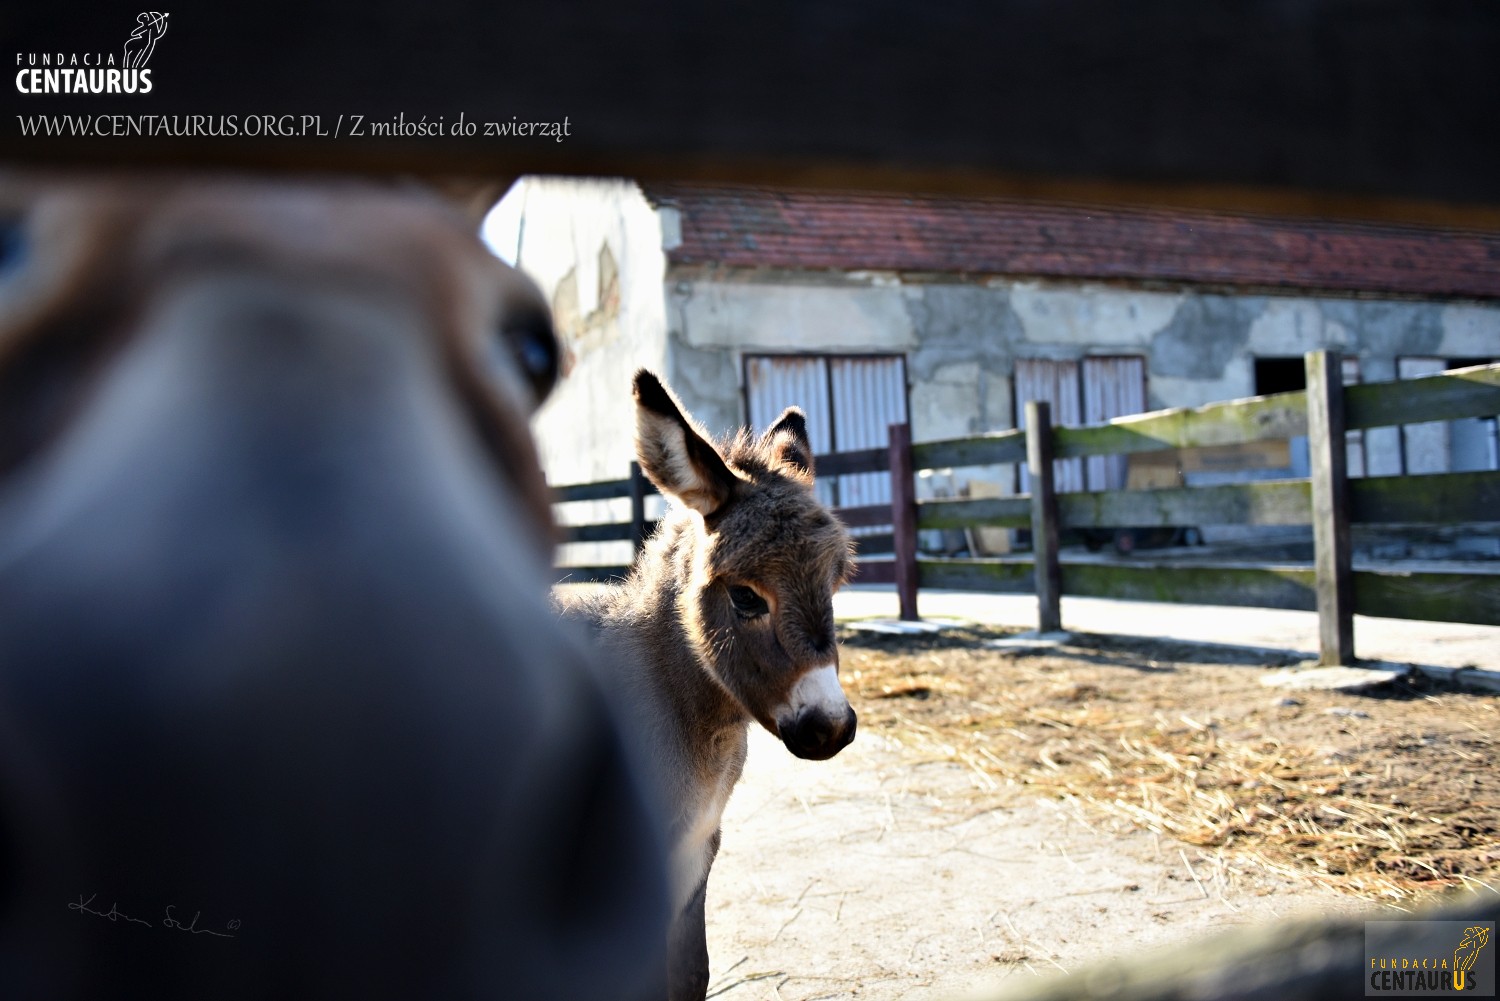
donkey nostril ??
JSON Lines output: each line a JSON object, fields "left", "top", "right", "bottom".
{"left": 799, "top": 711, "right": 835, "bottom": 745}
{"left": 783, "top": 706, "right": 855, "bottom": 761}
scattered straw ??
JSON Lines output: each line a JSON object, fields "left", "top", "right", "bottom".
{"left": 845, "top": 624, "right": 1500, "bottom": 905}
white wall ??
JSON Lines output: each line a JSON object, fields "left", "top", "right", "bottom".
{"left": 486, "top": 178, "right": 670, "bottom": 488}
{"left": 486, "top": 178, "right": 672, "bottom": 568}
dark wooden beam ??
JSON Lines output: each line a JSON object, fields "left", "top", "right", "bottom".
{"left": 1354, "top": 570, "right": 1500, "bottom": 626}
{"left": 889, "top": 422, "right": 919, "bottom": 622}
{"left": 558, "top": 522, "right": 636, "bottom": 544}
{"left": 1345, "top": 364, "right": 1500, "bottom": 430}
{"left": 1350, "top": 471, "right": 1500, "bottom": 525}
{"left": 814, "top": 447, "right": 889, "bottom": 478}
{"left": 919, "top": 559, "right": 1033, "bottom": 594}
{"left": 1063, "top": 563, "right": 1317, "bottom": 613}
{"left": 1305, "top": 351, "right": 1355, "bottom": 665}
{"left": 1025, "top": 401, "right": 1063, "bottom": 633}
{"left": 552, "top": 478, "right": 636, "bottom": 503}
{"left": 912, "top": 432, "right": 1028, "bottom": 472}
{"left": 628, "top": 461, "right": 648, "bottom": 555}
{"left": 5, "top": 3, "right": 1500, "bottom": 225}
{"left": 918, "top": 496, "right": 1033, "bottom": 532}
{"left": 836, "top": 504, "right": 897, "bottom": 530}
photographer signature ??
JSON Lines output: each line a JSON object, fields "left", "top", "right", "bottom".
{"left": 69, "top": 894, "right": 239, "bottom": 938}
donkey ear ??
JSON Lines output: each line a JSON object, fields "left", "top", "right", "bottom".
{"left": 633, "top": 370, "right": 740, "bottom": 517}
{"left": 761, "top": 407, "right": 815, "bottom": 481}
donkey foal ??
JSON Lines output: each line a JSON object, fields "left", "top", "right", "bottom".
{"left": 560, "top": 370, "right": 858, "bottom": 1001}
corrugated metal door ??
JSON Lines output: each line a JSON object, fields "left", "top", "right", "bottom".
{"left": 1398, "top": 357, "right": 1498, "bottom": 473}
{"left": 1081, "top": 356, "right": 1147, "bottom": 491}
{"left": 745, "top": 355, "right": 835, "bottom": 507}
{"left": 1015, "top": 358, "right": 1085, "bottom": 493}
{"left": 829, "top": 356, "right": 908, "bottom": 515}
{"left": 1340, "top": 357, "right": 1366, "bottom": 478}
{"left": 744, "top": 354, "right": 908, "bottom": 525}
{"left": 1398, "top": 357, "right": 1449, "bottom": 474}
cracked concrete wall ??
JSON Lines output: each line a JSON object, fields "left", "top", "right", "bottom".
{"left": 495, "top": 179, "right": 671, "bottom": 568}
{"left": 665, "top": 279, "right": 918, "bottom": 436}
{"left": 496, "top": 177, "right": 1500, "bottom": 484}
{"left": 669, "top": 274, "right": 1500, "bottom": 480}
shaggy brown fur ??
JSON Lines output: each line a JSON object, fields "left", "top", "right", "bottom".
{"left": 559, "top": 370, "right": 856, "bottom": 1001}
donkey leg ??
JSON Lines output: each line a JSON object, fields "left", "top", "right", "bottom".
{"left": 667, "top": 875, "right": 711, "bottom": 1001}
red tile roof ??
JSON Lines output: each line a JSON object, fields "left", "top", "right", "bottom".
{"left": 642, "top": 184, "right": 1500, "bottom": 300}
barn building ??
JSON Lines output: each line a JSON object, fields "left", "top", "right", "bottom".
{"left": 485, "top": 178, "right": 1500, "bottom": 564}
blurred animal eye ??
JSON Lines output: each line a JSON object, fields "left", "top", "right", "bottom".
{"left": 728, "top": 585, "right": 769, "bottom": 619}
{"left": 496, "top": 308, "right": 559, "bottom": 405}
{"left": 0, "top": 214, "right": 26, "bottom": 276}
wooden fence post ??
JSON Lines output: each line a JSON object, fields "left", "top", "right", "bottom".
{"left": 1026, "top": 401, "right": 1063, "bottom": 633}
{"left": 1305, "top": 350, "right": 1355, "bottom": 665}
{"left": 889, "top": 422, "right": 919, "bottom": 621}
{"left": 628, "top": 460, "right": 648, "bottom": 557}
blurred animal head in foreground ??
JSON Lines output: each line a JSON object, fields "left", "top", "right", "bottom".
{"left": 0, "top": 177, "right": 667, "bottom": 1000}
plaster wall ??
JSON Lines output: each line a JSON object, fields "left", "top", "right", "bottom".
{"left": 497, "top": 177, "right": 671, "bottom": 487}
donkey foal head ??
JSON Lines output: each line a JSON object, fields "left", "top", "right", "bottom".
{"left": 633, "top": 369, "right": 857, "bottom": 761}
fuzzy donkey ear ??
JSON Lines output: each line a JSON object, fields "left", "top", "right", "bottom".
{"left": 761, "top": 407, "right": 815, "bottom": 482}
{"left": 632, "top": 369, "right": 741, "bottom": 517}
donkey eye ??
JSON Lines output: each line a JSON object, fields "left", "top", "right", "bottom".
{"left": 0, "top": 214, "right": 27, "bottom": 277}
{"left": 727, "top": 585, "right": 769, "bottom": 619}
{"left": 495, "top": 307, "right": 559, "bottom": 405}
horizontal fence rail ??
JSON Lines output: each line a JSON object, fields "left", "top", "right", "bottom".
{"left": 552, "top": 353, "right": 1500, "bottom": 662}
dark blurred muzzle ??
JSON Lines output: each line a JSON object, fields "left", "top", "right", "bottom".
{"left": 780, "top": 704, "right": 858, "bottom": 761}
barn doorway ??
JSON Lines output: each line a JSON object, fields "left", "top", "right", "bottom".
{"left": 1014, "top": 356, "right": 1148, "bottom": 493}
{"left": 744, "top": 353, "right": 909, "bottom": 547}
{"left": 1253, "top": 355, "right": 1367, "bottom": 478}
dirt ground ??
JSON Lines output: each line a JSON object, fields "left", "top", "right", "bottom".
{"left": 702, "top": 624, "right": 1499, "bottom": 1001}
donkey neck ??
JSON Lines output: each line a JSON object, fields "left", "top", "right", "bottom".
{"left": 613, "top": 515, "right": 749, "bottom": 736}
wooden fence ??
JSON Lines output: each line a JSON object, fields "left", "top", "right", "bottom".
{"left": 552, "top": 351, "right": 1500, "bottom": 665}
